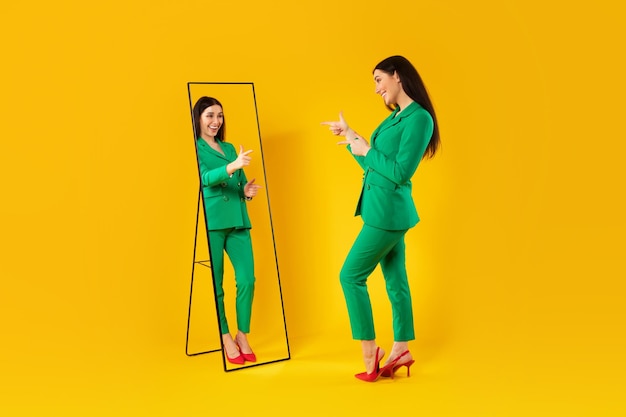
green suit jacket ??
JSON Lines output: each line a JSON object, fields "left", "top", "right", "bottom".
{"left": 350, "top": 101, "right": 434, "bottom": 230}
{"left": 196, "top": 138, "right": 251, "bottom": 230}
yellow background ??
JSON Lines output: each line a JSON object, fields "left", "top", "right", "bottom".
{"left": 1, "top": 1, "right": 625, "bottom": 416}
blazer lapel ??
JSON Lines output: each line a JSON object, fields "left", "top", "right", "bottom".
{"left": 198, "top": 138, "right": 231, "bottom": 162}
{"left": 371, "top": 107, "right": 400, "bottom": 143}
{"left": 370, "top": 102, "right": 420, "bottom": 143}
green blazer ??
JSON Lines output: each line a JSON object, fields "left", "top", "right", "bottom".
{"left": 350, "top": 101, "right": 434, "bottom": 230}
{"left": 196, "top": 138, "right": 251, "bottom": 230}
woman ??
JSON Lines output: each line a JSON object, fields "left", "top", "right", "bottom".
{"left": 322, "top": 55, "right": 440, "bottom": 381}
{"left": 192, "top": 96, "right": 262, "bottom": 365}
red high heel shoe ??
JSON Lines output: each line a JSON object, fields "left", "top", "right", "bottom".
{"left": 235, "top": 337, "right": 257, "bottom": 363}
{"left": 380, "top": 350, "right": 414, "bottom": 377}
{"left": 225, "top": 350, "right": 245, "bottom": 365}
{"left": 355, "top": 347, "right": 399, "bottom": 382}
{"left": 237, "top": 344, "right": 256, "bottom": 363}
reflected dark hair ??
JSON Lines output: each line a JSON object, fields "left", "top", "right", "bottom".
{"left": 192, "top": 96, "right": 226, "bottom": 142}
{"left": 374, "top": 55, "right": 440, "bottom": 159}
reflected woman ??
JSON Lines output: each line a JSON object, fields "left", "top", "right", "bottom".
{"left": 192, "top": 96, "right": 262, "bottom": 365}
{"left": 322, "top": 55, "right": 440, "bottom": 381}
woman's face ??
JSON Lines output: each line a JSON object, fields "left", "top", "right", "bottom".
{"left": 199, "top": 104, "right": 224, "bottom": 140}
{"left": 373, "top": 69, "right": 402, "bottom": 106}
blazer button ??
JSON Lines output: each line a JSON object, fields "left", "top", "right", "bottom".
{"left": 223, "top": 196, "right": 229, "bottom": 201}
{"left": 220, "top": 182, "right": 227, "bottom": 187}
{"left": 240, "top": 197, "right": 245, "bottom": 202}
{"left": 367, "top": 185, "right": 371, "bottom": 190}
{"left": 238, "top": 182, "right": 242, "bottom": 186}
{"left": 369, "top": 167, "right": 373, "bottom": 172}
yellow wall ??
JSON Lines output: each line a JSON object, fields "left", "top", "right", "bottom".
{"left": 2, "top": 0, "right": 625, "bottom": 415}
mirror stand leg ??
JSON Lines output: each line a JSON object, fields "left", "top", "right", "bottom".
{"left": 186, "top": 185, "right": 222, "bottom": 356}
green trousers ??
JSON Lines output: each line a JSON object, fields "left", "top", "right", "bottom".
{"left": 340, "top": 224, "right": 415, "bottom": 341}
{"left": 208, "top": 228, "right": 255, "bottom": 335}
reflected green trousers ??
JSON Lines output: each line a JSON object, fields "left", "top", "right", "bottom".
{"left": 208, "top": 228, "right": 255, "bottom": 335}
{"left": 340, "top": 224, "right": 415, "bottom": 341}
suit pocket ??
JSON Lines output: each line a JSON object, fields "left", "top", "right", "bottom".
{"left": 202, "top": 185, "right": 223, "bottom": 198}
{"left": 367, "top": 171, "right": 397, "bottom": 190}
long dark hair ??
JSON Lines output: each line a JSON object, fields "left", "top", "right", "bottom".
{"left": 192, "top": 96, "right": 226, "bottom": 142}
{"left": 374, "top": 55, "right": 440, "bottom": 159}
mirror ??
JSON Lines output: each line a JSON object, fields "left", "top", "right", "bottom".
{"left": 186, "top": 82, "right": 290, "bottom": 371}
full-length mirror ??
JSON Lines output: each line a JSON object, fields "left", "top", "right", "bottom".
{"left": 186, "top": 82, "right": 290, "bottom": 371}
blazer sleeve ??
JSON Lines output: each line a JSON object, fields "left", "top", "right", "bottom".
{"left": 346, "top": 145, "right": 367, "bottom": 171}
{"left": 363, "top": 110, "right": 433, "bottom": 185}
{"left": 198, "top": 158, "right": 230, "bottom": 187}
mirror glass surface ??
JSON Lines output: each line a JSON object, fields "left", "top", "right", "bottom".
{"left": 187, "top": 82, "right": 290, "bottom": 371}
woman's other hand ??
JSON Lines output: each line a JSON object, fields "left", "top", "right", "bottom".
{"left": 244, "top": 178, "right": 262, "bottom": 199}
{"left": 339, "top": 133, "right": 371, "bottom": 157}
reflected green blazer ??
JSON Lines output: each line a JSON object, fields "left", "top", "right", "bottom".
{"left": 349, "top": 101, "right": 434, "bottom": 231}
{"left": 196, "top": 138, "right": 251, "bottom": 231}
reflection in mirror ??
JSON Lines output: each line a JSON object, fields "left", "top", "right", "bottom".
{"left": 187, "top": 82, "right": 290, "bottom": 371}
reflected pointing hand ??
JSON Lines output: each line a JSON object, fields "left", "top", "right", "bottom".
{"left": 235, "top": 145, "right": 253, "bottom": 169}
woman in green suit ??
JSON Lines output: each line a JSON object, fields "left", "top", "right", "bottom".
{"left": 322, "top": 56, "right": 440, "bottom": 382}
{"left": 192, "top": 96, "right": 262, "bottom": 365}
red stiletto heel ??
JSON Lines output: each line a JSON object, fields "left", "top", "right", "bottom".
{"left": 399, "top": 359, "right": 415, "bottom": 376}
{"left": 355, "top": 347, "right": 400, "bottom": 382}
{"left": 381, "top": 350, "right": 414, "bottom": 378}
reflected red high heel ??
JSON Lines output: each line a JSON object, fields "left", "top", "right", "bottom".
{"left": 226, "top": 350, "right": 245, "bottom": 365}
{"left": 237, "top": 344, "right": 256, "bottom": 363}
{"left": 235, "top": 338, "right": 257, "bottom": 363}
{"left": 381, "top": 350, "right": 414, "bottom": 377}
{"left": 355, "top": 347, "right": 398, "bottom": 382}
